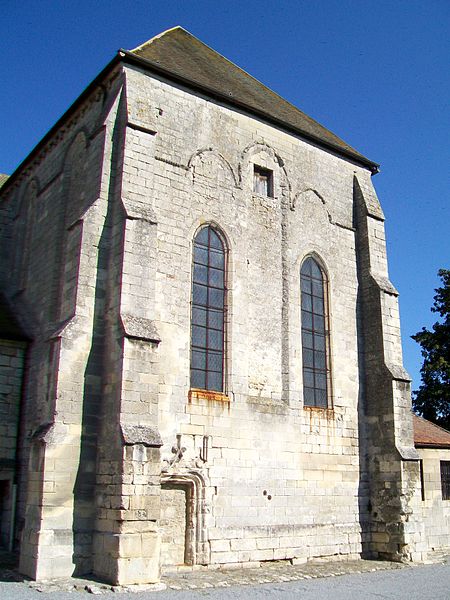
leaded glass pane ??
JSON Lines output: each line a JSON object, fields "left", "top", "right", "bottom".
{"left": 301, "top": 293, "right": 312, "bottom": 312}
{"left": 208, "top": 329, "right": 223, "bottom": 351}
{"left": 192, "top": 325, "right": 206, "bottom": 348}
{"left": 313, "top": 296, "right": 324, "bottom": 315}
{"left": 210, "top": 248, "right": 224, "bottom": 269}
{"left": 315, "top": 388, "right": 327, "bottom": 407}
{"left": 310, "top": 260, "right": 322, "bottom": 279}
{"left": 315, "top": 373, "right": 327, "bottom": 390}
{"left": 303, "top": 368, "right": 315, "bottom": 388}
{"left": 209, "top": 229, "right": 223, "bottom": 250}
{"left": 191, "top": 350, "right": 206, "bottom": 370}
{"left": 303, "top": 348, "right": 314, "bottom": 368}
{"left": 190, "top": 226, "right": 226, "bottom": 393}
{"left": 312, "top": 280, "right": 323, "bottom": 298}
{"left": 301, "top": 258, "right": 312, "bottom": 277}
{"left": 302, "top": 330, "right": 314, "bottom": 349}
{"left": 195, "top": 227, "right": 209, "bottom": 245}
{"left": 301, "top": 257, "right": 329, "bottom": 408}
{"left": 301, "top": 277, "right": 311, "bottom": 294}
{"left": 302, "top": 310, "right": 313, "bottom": 330}
{"left": 207, "top": 371, "right": 223, "bottom": 392}
{"left": 209, "top": 288, "right": 224, "bottom": 308}
{"left": 304, "top": 387, "right": 315, "bottom": 405}
{"left": 194, "top": 246, "right": 208, "bottom": 266}
{"left": 192, "top": 306, "right": 207, "bottom": 326}
{"left": 315, "top": 334, "right": 325, "bottom": 351}
{"left": 314, "top": 314, "right": 325, "bottom": 332}
{"left": 209, "top": 267, "right": 224, "bottom": 287}
{"left": 208, "top": 309, "right": 223, "bottom": 330}
{"left": 315, "top": 350, "right": 326, "bottom": 370}
{"left": 191, "top": 369, "right": 206, "bottom": 389}
{"left": 193, "top": 264, "right": 208, "bottom": 285}
{"left": 193, "top": 283, "right": 207, "bottom": 306}
{"left": 207, "top": 350, "right": 223, "bottom": 372}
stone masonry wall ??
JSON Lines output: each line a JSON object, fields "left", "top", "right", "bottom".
{"left": 353, "top": 176, "right": 423, "bottom": 561}
{"left": 121, "top": 64, "right": 381, "bottom": 566}
{"left": 417, "top": 448, "right": 450, "bottom": 552}
{"left": 0, "top": 339, "right": 26, "bottom": 548}
{"left": 0, "top": 340, "right": 25, "bottom": 468}
{"left": 0, "top": 54, "right": 421, "bottom": 583}
{"left": 0, "top": 67, "right": 125, "bottom": 578}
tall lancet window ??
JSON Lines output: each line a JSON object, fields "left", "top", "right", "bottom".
{"left": 190, "top": 225, "right": 227, "bottom": 392}
{"left": 301, "top": 256, "right": 331, "bottom": 408}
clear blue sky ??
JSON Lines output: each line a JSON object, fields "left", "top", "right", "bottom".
{"left": 2, "top": 0, "right": 449, "bottom": 390}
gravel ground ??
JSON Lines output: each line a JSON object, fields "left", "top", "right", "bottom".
{"left": 0, "top": 550, "right": 449, "bottom": 599}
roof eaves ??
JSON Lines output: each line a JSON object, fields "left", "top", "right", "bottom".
{"left": 119, "top": 50, "right": 380, "bottom": 174}
{"left": 415, "top": 442, "right": 450, "bottom": 449}
{"left": 2, "top": 44, "right": 380, "bottom": 198}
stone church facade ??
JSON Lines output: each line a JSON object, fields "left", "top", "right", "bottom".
{"left": 0, "top": 27, "right": 438, "bottom": 585}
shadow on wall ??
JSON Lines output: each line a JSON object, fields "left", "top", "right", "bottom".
{"left": 71, "top": 95, "right": 127, "bottom": 576}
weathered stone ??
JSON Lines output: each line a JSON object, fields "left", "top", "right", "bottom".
{"left": 0, "top": 25, "right": 445, "bottom": 588}
{"left": 120, "top": 425, "right": 163, "bottom": 447}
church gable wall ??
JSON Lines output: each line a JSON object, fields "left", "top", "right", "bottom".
{"left": 123, "top": 65, "right": 369, "bottom": 564}
{"left": 0, "top": 47, "right": 422, "bottom": 582}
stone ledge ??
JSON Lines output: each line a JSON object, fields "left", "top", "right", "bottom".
{"left": 397, "top": 445, "right": 420, "bottom": 461}
{"left": 122, "top": 198, "right": 157, "bottom": 223}
{"left": 120, "top": 424, "right": 163, "bottom": 447}
{"left": 370, "top": 274, "right": 399, "bottom": 296}
{"left": 188, "top": 389, "right": 230, "bottom": 403}
{"left": 121, "top": 314, "right": 161, "bottom": 343}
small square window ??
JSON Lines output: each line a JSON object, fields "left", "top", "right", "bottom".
{"left": 253, "top": 165, "right": 273, "bottom": 197}
{"left": 441, "top": 461, "right": 450, "bottom": 500}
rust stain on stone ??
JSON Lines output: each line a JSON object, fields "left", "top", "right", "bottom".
{"left": 188, "top": 388, "right": 230, "bottom": 404}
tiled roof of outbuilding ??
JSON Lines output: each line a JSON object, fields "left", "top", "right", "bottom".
{"left": 128, "top": 27, "right": 378, "bottom": 172}
{"left": 413, "top": 414, "right": 450, "bottom": 449}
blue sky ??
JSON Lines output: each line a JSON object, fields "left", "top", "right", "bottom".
{"left": 2, "top": 0, "right": 449, "bottom": 389}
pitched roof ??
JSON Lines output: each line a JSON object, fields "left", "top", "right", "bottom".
{"left": 0, "top": 174, "right": 9, "bottom": 189}
{"left": 413, "top": 414, "right": 450, "bottom": 449}
{"left": 128, "top": 27, "right": 378, "bottom": 172}
{"left": 0, "top": 27, "right": 379, "bottom": 198}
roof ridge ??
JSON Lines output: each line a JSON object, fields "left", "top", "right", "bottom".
{"left": 127, "top": 27, "right": 378, "bottom": 171}
{"left": 131, "top": 27, "right": 276, "bottom": 92}
{"left": 131, "top": 27, "right": 318, "bottom": 126}
{"left": 130, "top": 25, "right": 186, "bottom": 53}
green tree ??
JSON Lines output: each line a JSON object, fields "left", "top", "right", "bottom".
{"left": 412, "top": 269, "right": 450, "bottom": 429}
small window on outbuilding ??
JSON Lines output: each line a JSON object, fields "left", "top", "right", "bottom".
{"left": 253, "top": 165, "right": 273, "bottom": 197}
{"left": 441, "top": 461, "right": 450, "bottom": 500}
{"left": 419, "top": 459, "right": 425, "bottom": 501}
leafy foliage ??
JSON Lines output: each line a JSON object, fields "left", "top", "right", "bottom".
{"left": 412, "top": 269, "right": 450, "bottom": 429}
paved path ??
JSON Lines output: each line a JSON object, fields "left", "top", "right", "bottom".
{"left": 1, "top": 552, "right": 449, "bottom": 599}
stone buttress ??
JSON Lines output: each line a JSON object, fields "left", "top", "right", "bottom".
{"left": 353, "top": 174, "right": 424, "bottom": 561}
{"left": 91, "top": 101, "right": 163, "bottom": 585}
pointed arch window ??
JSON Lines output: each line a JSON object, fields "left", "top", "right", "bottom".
{"left": 190, "top": 225, "right": 227, "bottom": 392}
{"left": 301, "top": 256, "right": 331, "bottom": 408}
